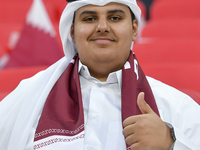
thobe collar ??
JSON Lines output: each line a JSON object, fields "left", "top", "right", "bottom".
{"left": 78, "top": 60, "right": 122, "bottom": 89}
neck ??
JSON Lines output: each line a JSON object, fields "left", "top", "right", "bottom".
{"left": 89, "top": 72, "right": 109, "bottom": 82}
{"left": 87, "top": 63, "right": 123, "bottom": 82}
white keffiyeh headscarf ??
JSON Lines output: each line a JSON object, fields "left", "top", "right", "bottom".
{"left": 59, "top": 0, "right": 141, "bottom": 64}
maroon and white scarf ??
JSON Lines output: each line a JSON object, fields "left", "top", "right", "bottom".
{"left": 33, "top": 52, "right": 159, "bottom": 149}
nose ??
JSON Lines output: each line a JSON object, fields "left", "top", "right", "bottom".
{"left": 96, "top": 18, "right": 110, "bottom": 33}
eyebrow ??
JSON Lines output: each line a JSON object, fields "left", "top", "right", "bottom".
{"left": 107, "top": 9, "right": 125, "bottom": 14}
{"left": 79, "top": 11, "right": 97, "bottom": 17}
{"left": 79, "top": 9, "right": 125, "bottom": 17}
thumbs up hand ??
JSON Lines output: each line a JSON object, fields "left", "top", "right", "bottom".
{"left": 123, "top": 92, "right": 173, "bottom": 150}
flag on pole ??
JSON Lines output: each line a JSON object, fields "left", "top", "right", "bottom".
{"left": 4, "top": 0, "right": 63, "bottom": 68}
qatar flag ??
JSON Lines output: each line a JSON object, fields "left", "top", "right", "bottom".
{"left": 4, "top": 0, "right": 64, "bottom": 68}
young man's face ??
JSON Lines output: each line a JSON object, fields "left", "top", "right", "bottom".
{"left": 71, "top": 2, "right": 138, "bottom": 81}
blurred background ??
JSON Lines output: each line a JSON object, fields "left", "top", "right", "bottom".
{"left": 0, "top": 0, "right": 200, "bottom": 104}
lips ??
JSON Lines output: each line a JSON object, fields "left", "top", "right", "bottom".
{"left": 95, "top": 38, "right": 113, "bottom": 44}
{"left": 91, "top": 37, "right": 115, "bottom": 44}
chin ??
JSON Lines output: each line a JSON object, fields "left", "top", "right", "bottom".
{"left": 93, "top": 54, "right": 116, "bottom": 63}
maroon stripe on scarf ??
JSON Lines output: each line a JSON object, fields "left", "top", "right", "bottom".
{"left": 34, "top": 55, "right": 84, "bottom": 141}
{"left": 122, "top": 52, "right": 159, "bottom": 121}
{"left": 122, "top": 52, "right": 159, "bottom": 150}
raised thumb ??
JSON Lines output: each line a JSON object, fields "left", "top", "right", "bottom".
{"left": 137, "top": 92, "right": 153, "bottom": 114}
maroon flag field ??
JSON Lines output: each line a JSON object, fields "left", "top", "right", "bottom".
{"left": 4, "top": 0, "right": 63, "bottom": 68}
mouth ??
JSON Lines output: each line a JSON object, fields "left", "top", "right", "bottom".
{"left": 91, "top": 38, "right": 115, "bottom": 44}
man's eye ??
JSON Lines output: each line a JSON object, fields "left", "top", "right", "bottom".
{"left": 84, "top": 17, "right": 96, "bottom": 22}
{"left": 109, "top": 17, "right": 121, "bottom": 21}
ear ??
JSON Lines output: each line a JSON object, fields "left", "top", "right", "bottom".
{"left": 70, "top": 24, "right": 75, "bottom": 43}
{"left": 132, "top": 19, "right": 138, "bottom": 41}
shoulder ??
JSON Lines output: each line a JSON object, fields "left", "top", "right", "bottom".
{"left": 0, "top": 57, "right": 68, "bottom": 149}
{"left": 146, "top": 76, "right": 200, "bottom": 121}
{"left": 146, "top": 76, "right": 196, "bottom": 104}
{"left": 147, "top": 77, "right": 200, "bottom": 148}
{"left": 0, "top": 57, "right": 68, "bottom": 114}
